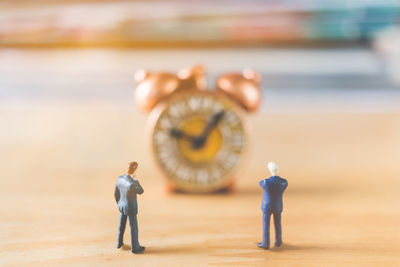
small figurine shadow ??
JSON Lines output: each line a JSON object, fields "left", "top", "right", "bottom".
{"left": 120, "top": 242, "right": 346, "bottom": 256}
{"left": 120, "top": 244, "right": 131, "bottom": 251}
{"left": 119, "top": 244, "right": 200, "bottom": 254}
{"left": 144, "top": 246, "right": 202, "bottom": 255}
{"left": 260, "top": 243, "right": 333, "bottom": 252}
{"left": 269, "top": 243, "right": 311, "bottom": 252}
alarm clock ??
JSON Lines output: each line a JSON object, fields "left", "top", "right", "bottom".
{"left": 134, "top": 65, "right": 261, "bottom": 193}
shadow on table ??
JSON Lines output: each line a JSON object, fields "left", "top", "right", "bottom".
{"left": 268, "top": 243, "right": 324, "bottom": 252}
{"left": 144, "top": 245, "right": 203, "bottom": 255}
{"left": 120, "top": 244, "right": 196, "bottom": 255}
{"left": 267, "top": 243, "right": 379, "bottom": 253}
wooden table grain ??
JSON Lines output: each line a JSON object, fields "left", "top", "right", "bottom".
{"left": 1, "top": 105, "right": 400, "bottom": 266}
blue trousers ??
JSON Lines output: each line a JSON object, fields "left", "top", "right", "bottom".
{"left": 262, "top": 211, "right": 282, "bottom": 247}
{"left": 117, "top": 213, "right": 141, "bottom": 250}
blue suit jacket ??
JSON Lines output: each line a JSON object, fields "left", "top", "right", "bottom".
{"left": 114, "top": 174, "right": 144, "bottom": 215}
{"left": 260, "top": 176, "right": 288, "bottom": 213}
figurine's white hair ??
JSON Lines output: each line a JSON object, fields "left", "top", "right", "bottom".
{"left": 267, "top": 161, "right": 279, "bottom": 176}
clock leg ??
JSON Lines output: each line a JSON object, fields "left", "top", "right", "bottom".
{"left": 225, "top": 182, "right": 235, "bottom": 193}
{"left": 214, "top": 181, "right": 235, "bottom": 194}
{"left": 166, "top": 182, "right": 176, "bottom": 193}
{"left": 169, "top": 186, "right": 195, "bottom": 194}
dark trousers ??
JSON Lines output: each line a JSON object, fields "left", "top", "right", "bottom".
{"left": 117, "top": 213, "right": 141, "bottom": 250}
{"left": 262, "top": 211, "right": 282, "bottom": 247}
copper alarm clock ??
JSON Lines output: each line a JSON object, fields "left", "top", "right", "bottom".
{"left": 134, "top": 66, "right": 261, "bottom": 193}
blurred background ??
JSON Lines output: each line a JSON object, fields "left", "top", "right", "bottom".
{"left": 1, "top": 0, "right": 400, "bottom": 47}
{"left": 1, "top": 1, "right": 400, "bottom": 265}
{"left": 1, "top": 0, "right": 400, "bottom": 107}
{"left": 2, "top": 0, "right": 400, "bottom": 183}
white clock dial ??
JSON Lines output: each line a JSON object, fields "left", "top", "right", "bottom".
{"left": 150, "top": 90, "right": 246, "bottom": 193}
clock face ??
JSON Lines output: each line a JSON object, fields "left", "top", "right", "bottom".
{"left": 150, "top": 90, "right": 246, "bottom": 193}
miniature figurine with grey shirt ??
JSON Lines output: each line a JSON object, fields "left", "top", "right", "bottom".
{"left": 114, "top": 161, "right": 145, "bottom": 254}
{"left": 258, "top": 162, "right": 288, "bottom": 249}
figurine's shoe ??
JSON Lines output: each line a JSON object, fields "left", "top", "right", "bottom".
{"left": 257, "top": 242, "right": 269, "bottom": 249}
{"left": 274, "top": 242, "right": 283, "bottom": 248}
{"left": 117, "top": 242, "right": 123, "bottom": 249}
{"left": 131, "top": 246, "right": 145, "bottom": 254}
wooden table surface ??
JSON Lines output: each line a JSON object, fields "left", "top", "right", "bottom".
{"left": 1, "top": 104, "right": 400, "bottom": 266}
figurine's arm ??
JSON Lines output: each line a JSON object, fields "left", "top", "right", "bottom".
{"left": 281, "top": 179, "right": 288, "bottom": 190}
{"left": 114, "top": 186, "right": 120, "bottom": 203}
{"left": 259, "top": 179, "right": 267, "bottom": 189}
{"left": 132, "top": 179, "right": 144, "bottom": 195}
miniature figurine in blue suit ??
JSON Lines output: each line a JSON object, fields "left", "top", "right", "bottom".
{"left": 258, "top": 162, "right": 288, "bottom": 249}
{"left": 114, "top": 162, "right": 145, "bottom": 254}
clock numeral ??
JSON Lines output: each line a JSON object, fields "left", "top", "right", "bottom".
{"left": 169, "top": 102, "right": 187, "bottom": 119}
{"left": 225, "top": 111, "right": 240, "bottom": 127}
{"left": 154, "top": 131, "right": 169, "bottom": 145}
{"left": 188, "top": 97, "right": 201, "bottom": 111}
{"left": 162, "top": 156, "right": 178, "bottom": 172}
{"left": 220, "top": 122, "right": 236, "bottom": 139}
{"left": 212, "top": 102, "right": 223, "bottom": 112}
{"left": 196, "top": 169, "right": 209, "bottom": 184}
{"left": 176, "top": 166, "right": 191, "bottom": 181}
{"left": 221, "top": 154, "right": 239, "bottom": 170}
{"left": 201, "top": 97, "right": 213, "bottom": 110}
{"left": 210, "top": 168, "right": 222, "bottom": 181}
{"left": 217, "top": 148, "right": 228, "bottom": 162}
{"left": 217, "top": 147, "right": 240, "bottom": 170}
{"left": 231, "top": 133, "right": 245, "bottom": 149}
{"left": 158, "top": 148, "right": 172, "bottom": 161}
{"left": 159, "top": 117, "right": 172, "bottom": 129}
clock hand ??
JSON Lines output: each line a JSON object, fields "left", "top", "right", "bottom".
{"left": 170, "top": 128, "right": 195, "bottom": 142}
{"left": 191, "top": 110, "right": 225, "bottom": 149}
{"left": 201, "top": 110, "right": 225, "bottom": 138}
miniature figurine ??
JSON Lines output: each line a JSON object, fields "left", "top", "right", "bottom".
{"left": 258, "top": 162, "right": 288, "bottom": 249}
{"left": 114, "top": 162, "right": 145, "bottom": 254}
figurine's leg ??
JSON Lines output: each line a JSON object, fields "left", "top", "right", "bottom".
{"left": 273, "top": 212, "right": 282, "bottom": 247}
{"left": 129, "top": 215, "right": 145, "bottom": 253}
{"left": 258, "top": 211, "right": 271, "bottom": 249}
{"left": 117, "top": 214, "right": 127, "bottom": 248}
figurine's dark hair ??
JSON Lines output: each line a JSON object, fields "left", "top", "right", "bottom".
{"left": 127, "top": 162, "right": 138, "bottom": 175}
